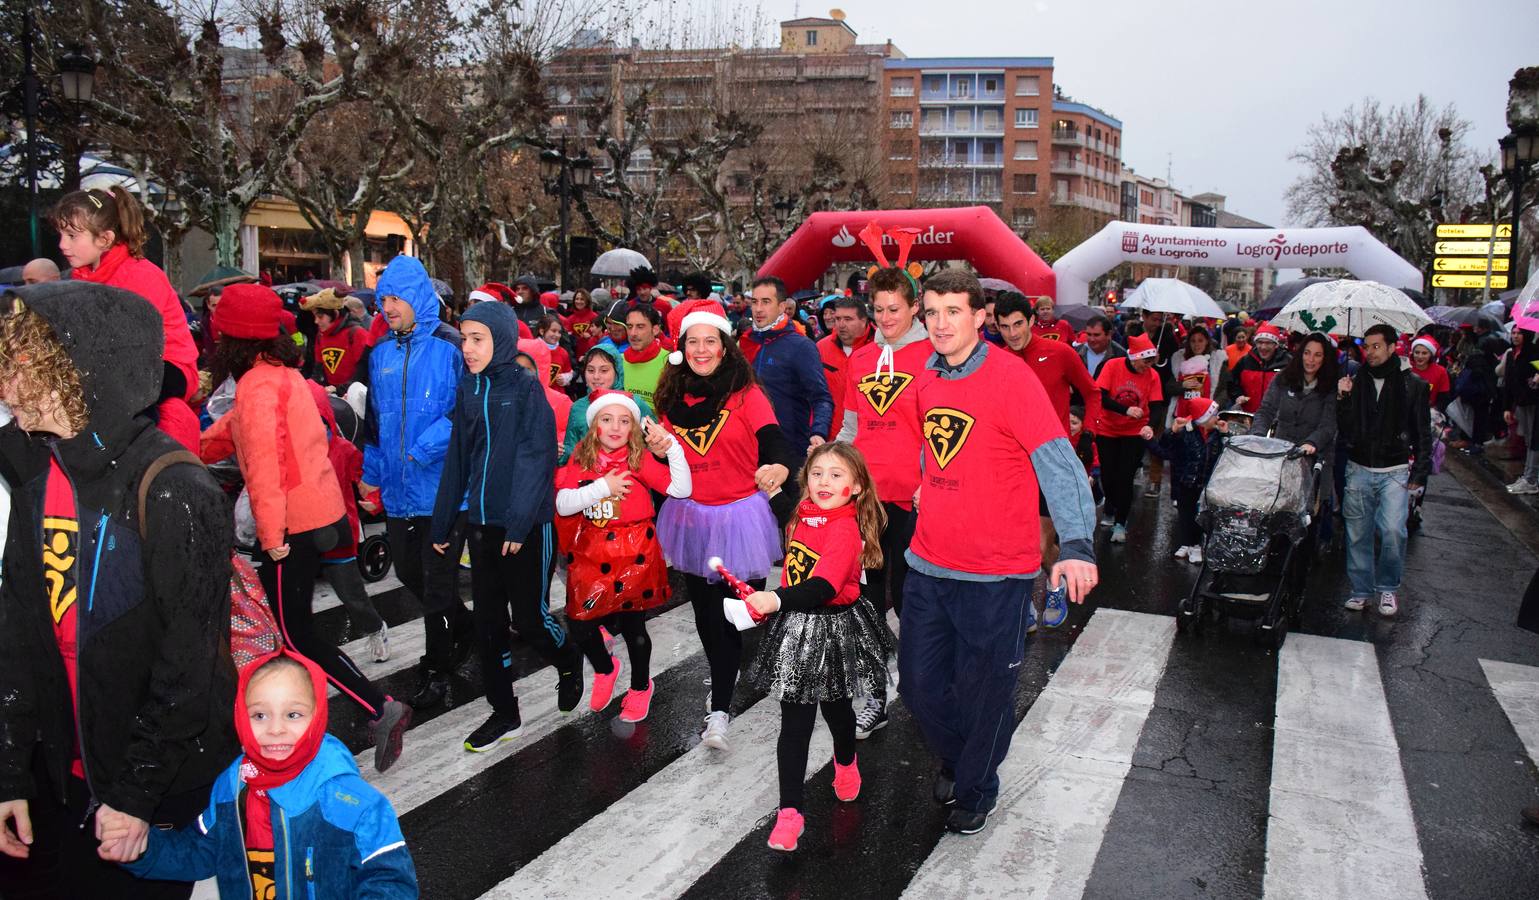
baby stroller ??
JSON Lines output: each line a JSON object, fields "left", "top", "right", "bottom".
{"left": 1177, "top": 435, "right": 1322, "bottom": 649}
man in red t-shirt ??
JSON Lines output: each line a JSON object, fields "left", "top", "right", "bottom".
{"left": 1094, "top": 334, "right": 1162, "bottom": 541}
{"left": 1031, "top": 296, "right": 1078, "bottom": 343}
{"left": 995, "top": 292, "right": 1101, "bottom": 597}
{"left": 816, "top": 296, "right": 875, "bottom": 440}
{"left": 899, "top": 269, "right": 1098, "bottom": 837}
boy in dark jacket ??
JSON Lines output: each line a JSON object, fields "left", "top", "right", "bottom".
{"left": 126, "top": 650, "right": 415, "bottom": 898}
{"left": 1148, "top": 397, "right": 1225, "bottom": 564}
{"left": 431, "top": 301, "right": 583, "bottom": 753}
{"left": 0, "top": 282, "right": 238, "bottom": 898}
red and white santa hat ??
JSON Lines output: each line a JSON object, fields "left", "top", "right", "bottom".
{"left": 1127, "top": 333, "right": 1158, "bottom": 359}
{"left": 1253, "top": 322, "right": 1284, "bottom": 344}
{"left": 540, "top": 290, "right": 561, "bottom": 309}
{"left": 585, "top": 389, "right": 642, "bottom": 427}
{"left": 665, "top": 298, "right": 734, "bottom": 365}
{"left": 1177, "top": 396, "right": 1219, "bottom": 427}
{"left": 1411, "top": 335, "right": 1440, "bottom": 356}
{"left": 469, "top": 282, "right": 513, "bottom": 305}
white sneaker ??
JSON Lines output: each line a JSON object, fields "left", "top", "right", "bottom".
{"left": 1098, "top": 513, "right": 1114, "bottom": 527}
{"left": 367, "top": 627, "right": 391, "bottom": 663}
{"left": 700, "top": 711, "right": 731, "bottom": 750}
{"left": 1188, "top": 546, "right": 1203, "bottom": 565}
{"left": 1508, "top": 478, "right": 1539, "bottom": 495}
{"left": 1377, "top": 591, "right": 1399, "bottom": 617}
{"left": 1173, "top": 546, "right": 1190, "bottom": 560}
{"left": 1344, "top": 595, "right": 1369, "bottom": 611}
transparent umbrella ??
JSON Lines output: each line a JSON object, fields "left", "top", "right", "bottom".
{"left": 1270, "top": 280, "right": 1430, "bottom": 337}
{"left": 591, "top": 248, "right": 652, "bottom": 278}
{"left": 1121, "top": 278, "right": 1225, "bottom": 319}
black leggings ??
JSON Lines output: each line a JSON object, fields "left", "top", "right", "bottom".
{"left": 260, "top": 519, "right": 386, "bottom": 718}
{"left": 467, "top": 522, "right": 578, "bottom": 718}
{"left": 570, "top": 611, "right": 652, "bottom": 691}
{"left": 1096, "top": 434, "right": 1147, "bottom": 526}
{"left": 684, "top": 573, "right": 764, "bottom": 713}
{"left": 864, "top": 501, "right": 914, "bottom": 619}
{"left": 778, "top": 700, "right": 857, "bottom": 809}
{"left": 1173, "top": 482, "right": 1203, "bottom": 547}
{"left": 386, "top": 514, "right": 473, "bottom": 673}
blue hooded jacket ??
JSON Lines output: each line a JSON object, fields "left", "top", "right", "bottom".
{"left": 126, "top": 735, "right": 416, "bottom": 900}
{"left": 362, "top": 256, "right": 465, "bottom": 518}
{"left": 744, "top": 318, "right": 833, "bottom": 463}
{"left": 431, "top": 301, "right": 556, "bottom": 544}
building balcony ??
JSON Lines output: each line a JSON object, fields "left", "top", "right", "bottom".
{"left": 1051, "top": 192, "right": 1119, "bottom": 215}
{"left": 919, "top": 188, "right": 1003, "bottom": 204}
{"left": 1051, "top": 127, "right": 1084, "bottom": 146}
{"left": 919, "top": 155, "right": 1004, "bottom": 169}
{"left": 1050, "top": 159, "right": 1087, "bottom": 176}
{"left": 919, "top": 124, "right": 1006, "bottom": 137}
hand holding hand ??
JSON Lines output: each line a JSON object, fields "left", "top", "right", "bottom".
{"left": 0, "top": 800, "right": 31, "bottom": 859}
{"left": 1139, "top": 425, "right": 1155, "bottom": 440}
{"left": 1125, "top": 406, "right": 1144, "bottom": 420}
{"left": 95, "top": 805, "right": 149, "bottom": 863}
{"left": 641, "top": 418, "right": 673, "bottom": 456}
{"left": 432, "top": 542, "right": 449, "bottom": 555}
{"left": 502, "top": 541, "right": 523, "bottom": 556}
{"left": 1173, "top": 416, "right": 1191, "bottom": 431}
{"left": 755, "top": 463, "right": 789, "bottom": 494}
{"left": 268, "top": 544, "right": 291, "bottom": 562}
{"left": 807, "top": 435, "right": 826, "bottom": 449}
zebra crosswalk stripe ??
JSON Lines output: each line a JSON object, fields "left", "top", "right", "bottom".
{"left": 1264, "top": 634, "right": 1428, "bottom": 900}
{"left": 900, "top": 609, "right": 1176, "bottom": 900}
{"left": 1480, "top": 658, "right": 1539, "bottom": 763}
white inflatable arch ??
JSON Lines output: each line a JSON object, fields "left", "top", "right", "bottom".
{"left": 1052, "top": 222, "right": 1423, "bottom": 306}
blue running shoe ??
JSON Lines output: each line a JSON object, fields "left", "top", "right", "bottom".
{"left": 1026, "top": 602, "right": 1038, "bottom": 635}
{"left": 1043, "top": 584, "right": 1069, "bottom": 629}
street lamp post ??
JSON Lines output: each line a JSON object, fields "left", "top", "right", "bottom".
{"left": 540, "top": 138, "right": 594, "bottom": 290}
{"left": 1500, "top": 127, "right": 1539, "bottom": 289}
{"left": 22, "top": 7, "right": 40, "bottom": 258}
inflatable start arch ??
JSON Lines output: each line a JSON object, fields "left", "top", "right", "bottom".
{"left": 1052, "top": 221, "right": 1423, "bottom": 306}
{"left": 757, "top": 207, "right": 1055, "bottom": 297}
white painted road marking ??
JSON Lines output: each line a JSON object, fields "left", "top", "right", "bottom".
{"left": 1480, "top": 658, "right": 1539, "bottom": 762}
{"left": 901, "top": 609, "right": 1176, "bottom": 900}
{"left": 1265, "top": 634, "right": 1428, "bottom": 900}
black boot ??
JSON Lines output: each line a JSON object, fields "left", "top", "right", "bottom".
{"left": 410, "top": 666, "right": 451, "bottom": 709}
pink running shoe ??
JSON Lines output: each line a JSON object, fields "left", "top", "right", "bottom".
{"left": 767, "top": 808, "right": 804, "bottom": 852}
{"left": 618, "top": 680, "right": 654, "bottom": 723}
{"left": 833, "top": 755, "right": 861, "bottom": 802}
{"left": 590, "top": 655, "right": 622, "bottom": 712}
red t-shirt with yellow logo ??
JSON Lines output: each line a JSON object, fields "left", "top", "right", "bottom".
{"left": 910, "top": 346, "right": 1063, "bottom": 576}
{"left": 779, "top": 504, "right": 863, "bottom": 607}
{"left": 664, "top": 386, "right": 778, "bottom": 506}
{"left": 843, "top": 340, "right": 931, "bottom": 508}
{"left": 42, "top": 458, "right": 85, "bottom": 778}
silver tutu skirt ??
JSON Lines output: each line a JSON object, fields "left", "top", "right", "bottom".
{"left": 748, "top": 597, "right": 894, "bottom": 704}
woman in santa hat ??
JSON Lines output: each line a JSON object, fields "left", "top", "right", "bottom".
{"left": 1409, "top": 334, "right": 1451, "bottom": 410}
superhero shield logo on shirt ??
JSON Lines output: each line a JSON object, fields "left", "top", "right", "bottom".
{"left": 549, "top": 363, "right": 561, "bottom": 383}
{"left": 42, "top": 515, "right": 78, "bottom": 624}
{"left": 320, "top": 346, "right": 346, "bottom": 374}
{"left": 922, "top": 407, "right": 975, "bottom": 469}
{"left": 783, "top": 539, "right": 821, "bottom": 586}
{"left": 856, "top": 371, "right": 914, "bottom": 416}
{"left": 671, "top": 409, "right": 732, "bottom": 455}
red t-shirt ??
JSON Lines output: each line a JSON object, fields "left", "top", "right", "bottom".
{"left": 664, "top": 386, "right": 779, "bottom": 506}
{"left": 43, "top": 459, "right": 85, "bottom": 778}
{"left": 1412, "top": 362, "right": 1450, "bottom": 407}
{"left": 547, "top": 344, "right": 573, "bottom": 386}
{"left": 564, "top": 309, "right": 601, "bottom": 356}
{"left": 1032, "top": 319, "right": 1077, "bottom": 344}
{"left": 843, "top": 340, "right": 932, "bottom": 507}
{"left": 1095, "top": 357, "right": 1164, "bottom": 437}
{"left": 910, "top": 347, "right": 1064, "bottom": 576}
{"left": 1009, "top": 337, "right": 1099, "bottom": 439}
{"left": 780, "top": 508, "right": 864, "bottom": 606}
{"left": 557, "top": 454, "right": 673, "bottom": 524}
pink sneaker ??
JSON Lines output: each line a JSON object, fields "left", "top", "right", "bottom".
{"left": 618, "top": 680, "right": 654, "bottom": 723}
{"left": 767, "top": 808, "right": 804, "bottom": 851}
{"left": 833, "top": 755, "right": 861, "bottom": 802}
{"left": 590, "top": 655, "right": 622, "bottom": 712}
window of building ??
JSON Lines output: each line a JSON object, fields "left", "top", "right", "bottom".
{"left": 888, "top": 139, "right": 914, "bottom": 159}
{"left": 891, "top": 77, "right": 914, "bottom": 97}
{"left": 979, "top": 172, "right": 1002, "bottom": 196}
{"left": 978, "top": 141, "right": 1000, "bottom": 164}
{"left": 983, "top": 77, "right": 999, "bottom": 93}
{"left": 979, "top": 108, "right": 1002, "bottom": 131}
{"left": 890, "top": 111, "right": 913, "bottom": 129}
{"left": 1015, "top": 75, "right": 1040, "bottom": 96}
{"left": 924, "top": 76, "right": 944, "bottom": 94}
{"left": 954, "top": 78, "right": 972, "bottom": 98}
{"left": 953, "top": 140, "right": 969, "bottom": 160}
{"left": 953, "top": 108, "right": 972, "bottom": 130}
{"left": 891, "top": 173, "right": 913, "bottom": 193}
{"left": 806, "top": 30, "right": 818, "bottom": 46}
{"left": 1014, "top": 140, "right": 1038, "bottom": 160}
{"left": 1013, "top": 208, "right": 1037, "bottom": 228}
{"left": 1015, "top": 108, "right": 1038, "bottom": 128}
{"left": 1012, "top": 173, "right": 1038, "bottom": 194}
{"left": 921, "top": 109, "right": 944, "bottom": 132}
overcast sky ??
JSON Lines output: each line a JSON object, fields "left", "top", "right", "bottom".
{"left": 759, "top": 0, "right": 1537, "bottom": 228}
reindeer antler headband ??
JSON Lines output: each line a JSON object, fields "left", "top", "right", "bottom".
{"left": 858, "top": 222, "right": 924, "bottom": 296}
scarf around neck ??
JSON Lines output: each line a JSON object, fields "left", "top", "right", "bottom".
{"left": 796, "top": 496, "right": 859, "bottom": 528}
{"left": 235, "top": 650, "right": 329, "bottom": 850}
{"left": 624, "top": 341, "right": 663, "bottom": 364}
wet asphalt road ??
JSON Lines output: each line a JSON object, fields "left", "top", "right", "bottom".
{"left": 302, "top": 458, "right": 1539, "bottom": 900}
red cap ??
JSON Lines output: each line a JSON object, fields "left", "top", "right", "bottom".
{"left": 1253, "top": 323, "right": 1283, "bottom": 343}
{"left": 213, "top": 283, "right": 285, "bottom": 340}
{"left": 540, "top": 291, "right": 560, "bottom": 309}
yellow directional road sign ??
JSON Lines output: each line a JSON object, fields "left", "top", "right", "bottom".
{"left": 1431, "top": 273, "right": 1510, "bottom": 289}
{"left": 1435, "top": 223, "right": 1512, "bottom": 239}
{"left": 1434, "top": 257, "right": 1511, "bottom": 272}
{"left": 1434, "top": 240, "right": 1512, "bottom": 256}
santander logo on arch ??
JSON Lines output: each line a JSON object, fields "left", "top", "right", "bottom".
{"left": 831, "top": 223, "right": 954, "bottom": 249}
{"left": 831, "top": 226, "right": 857, "bottom": 248}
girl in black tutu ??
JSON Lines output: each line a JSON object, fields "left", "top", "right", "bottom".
{"left": 743, "top": 442, "right": 893, "bottom": 852}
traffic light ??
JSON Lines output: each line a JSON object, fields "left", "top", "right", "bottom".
{"left": 1104, "top": 288, "right": 1118, "bottom": 306}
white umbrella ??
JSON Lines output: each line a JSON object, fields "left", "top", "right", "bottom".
{"left": 1270, "top": 279, "right": 1431, "bottom": 337}
{"left": 1120, "top": 278, "right": 1225, "bottom": 319}
{"left": 591, "top": 248, "right": 651, "bottom": 278}
{"left": 1512, "top": 277, "right": 1539, "bottom": 332}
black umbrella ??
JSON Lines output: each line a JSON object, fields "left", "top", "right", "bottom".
{"left": 1054, "top": 304, "right": 1100, "bottom": 331}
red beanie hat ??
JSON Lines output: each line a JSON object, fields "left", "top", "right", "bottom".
{"left": 518, "top": 319, "right": 532, "bottom": 339}
{"left": 1127, "top": 333, "right": 1157, "bottom": 359}
{"left": 213, "top": 283, "right": 285, "bottom": 340}
{"left": 665, "top": 299, "right": 734, "bottom": 365}
{"left": 540, "top": 291, "right": 560, "bottom": 309}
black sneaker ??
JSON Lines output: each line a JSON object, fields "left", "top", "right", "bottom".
{"left": 464, "top": 709, "right": 522, "bottom": 752}
{"left": 409, "top": 669, "right": 450, "bottom": 709}
{"left": 945, "top": 806, "right": 990, "bottom": 835}
{"left": 933, "top": 767, "right": 956, "bottom": 806}
{"left": 854, "top": 697, "right": 888, "bottom": 740}
{"left": 557, "top": 666, "right": 583, "bottom": 713}
{"left": 368, "top": 700, "right": 412, "bottom": 773}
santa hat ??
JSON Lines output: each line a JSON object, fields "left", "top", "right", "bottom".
{"left": 469, "top": 282, "right": 513, "bottom": 305}
{"left": 1253, "top": 323, "right": 1283, "bottom": 344}
{"left": 585, "top": 389, "right": 642, "bottom": 427}
{"left": 1178, "top": 397, "right": 1219, "bottom": 428}
{"left": 1178, "top": 355, "right": 1210, "bottom": 378}
{"left": 665, "top": 298, "right": 734, "bottom": 365}
{"left": 1411, "top": 335, "right": 1440, "bottom": 356}
{"left": 540, "top": 291, "right": 560, "bottom": 309}
{"left": 1127, "top": 334, "right": 1158, "bottom": 359}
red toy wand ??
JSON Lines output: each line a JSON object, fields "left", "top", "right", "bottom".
{"left": 710, "top": 556, "right": 766, "bottom": 628}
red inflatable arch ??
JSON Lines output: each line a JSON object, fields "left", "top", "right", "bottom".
{"left": 756, "top": 206, "right": 1055, "bottom": 298}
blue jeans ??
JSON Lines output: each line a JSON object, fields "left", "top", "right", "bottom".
{"left": 1343, "top": 462, "right": 1410, "bottom": 596}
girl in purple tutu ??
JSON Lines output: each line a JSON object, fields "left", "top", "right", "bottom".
{"left": 655, "top": 299, "right": 793, "bottom": 752}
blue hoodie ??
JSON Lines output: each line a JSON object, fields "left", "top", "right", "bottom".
{"left": 362, "top": 256, "right": 465, "bottom": 518}
{"left": 744, "top": 317, "right": 833, "bottom": 463}
{"left": 431, "top": 301, "right": 556, "bottom": 544}
{"left": 126, "top": 735, "right": 416, "bottom": 900}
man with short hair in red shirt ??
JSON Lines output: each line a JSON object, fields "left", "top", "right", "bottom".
{"left": 900, "top": 269, "right": 1099, "bottom": 837}
{"left": 816, "top": 296, "right": 875, "bottom": 440}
